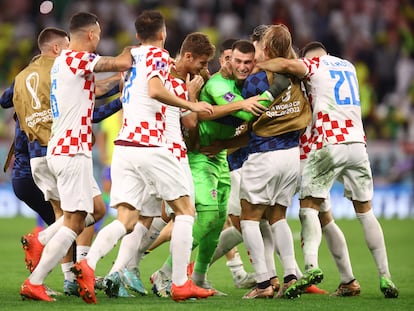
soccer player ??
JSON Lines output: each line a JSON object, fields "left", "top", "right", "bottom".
{"left": 235, "top": 24, "right": 310, "bottom": 299}
{"left": 72, "top": 11, "right": 215, "bottom": 303}
{"left": 149, "top": 38, "right": 258, "bottom": 296}
{"left": 19, "top": 13, "right": 133, "bottom": 302}
{"left": 185, "top": 38, "right": 286, "bottom": 295}
{"left": 1, "top": 83, "right": 55, "bottom": 226}
{"left": 102, "top": 31, "right": 215, "bottom": 298}
{"left": 257, "top": 41, "right": 399, "bottom": 299}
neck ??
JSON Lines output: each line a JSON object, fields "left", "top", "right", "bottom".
{"left": 172, "top": 61, "right": 187, "bottom": 80}
{"left": 141, "top": 39, "right": 164, "bottom": 49}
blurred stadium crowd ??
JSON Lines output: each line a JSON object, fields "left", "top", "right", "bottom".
{"left": 0, "top": 0, "right": 413, "bottom": 188}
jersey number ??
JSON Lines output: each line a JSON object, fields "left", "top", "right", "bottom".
{"left": 50, "top": 78, "right": 59, "bottom": 118}
{"left": 329, "top": 70, "right": 360, "bottom": 106}
{"left": 121, "top": 67, "right": 137, "bottom": 104}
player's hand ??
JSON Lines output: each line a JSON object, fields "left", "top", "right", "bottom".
{"left": 240, "top": 95, "right": 268, "bottom": 116}
{"left": 186, "top": 74, "right": 205, "bottom": 101}
{"left": 189, "top": 100, "right": 213, "bottom": 114}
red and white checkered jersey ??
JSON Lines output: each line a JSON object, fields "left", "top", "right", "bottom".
{"left": 117, "top": 45, "right": 171, "bottom": 147}
{"left": 301, "top": 55, "right": 366, "bottom": 150}
{"left": 165, "top": 73, "right": 189, "bottom": 161}
{"left": 48, "top": 50, "right": 101, "bottom": 157}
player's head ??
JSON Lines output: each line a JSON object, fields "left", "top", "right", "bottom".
{"left": 250, "top": 24, "right": 270, "bottom": 43}
{"left": 135, "top": 10, "right": 166, "bottom": 45}
{"left": 219, "top": 38, "right": 237, "bottom": 66}
{"left": 69, "top": 12, "right": 101, "bottom": 52}
{"left": 250, "top": 24, "right": 270, "bottom": 62}
{"left": 301, "top": 41, "right": 327, "bottom": 58}
{"left": 260, "top": 24, "right": 296, "bottom": 60}
{"left": 231, "top": 40, "right": 256, "bottom": 82}
{"left": 179, "top": 32, "right": 216, "bottom": 75}
{"left": 37, "top": 27, "right": 69, "bottom": 56}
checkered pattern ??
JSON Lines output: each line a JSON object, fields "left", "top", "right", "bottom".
{"left": 169, "top": 76, "right": 187, "bottom": 100}
{"left": 242, "top": 70, "right": 269, "bottom": 98}
{"left": 164, "top": 74, "right": 188, "bottom": 161}
{"left": 301, "top": 55, "right": 366, "bottom": 146}
{"left": 117, "top": 45, "right": 171, "bottom": 147}
{"left": 50, "top": 108, "right": 93, "bottom": 156}
{"left": 123, "top": 107, "right": 166, "bottom": 146}
{"left": 146, "top": 47, "right": 170, "bottom": 79}
{"left": 65, "top": 51, "right": 96, "bottom": 102}
{"left": 12, "top": 119, "right": 32, "bottom": 179}
{"left": 168, "top": 142, "right": 187, "bottom": 161}
{"left": 299, "top": 130, "right": 311, "bottom": 160}
{"left": 308, "top": 111, "right": 356, "bottom": 150}
{"left": 48, "top": 50, "right": 99, "bottom": 157}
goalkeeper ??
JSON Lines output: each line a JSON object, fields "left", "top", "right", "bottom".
{"left": 187, "top": 39, "right": 289, "bottom": 294}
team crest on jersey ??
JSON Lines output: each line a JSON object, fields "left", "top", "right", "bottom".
{"left": 155, "top": 60, "right": 167, "bottom": 71}
{"left": 223, "top": 92, "right": 235, "bottom": 102}
{"left": 210, "top": 189, "right": 218, "bottom": 200}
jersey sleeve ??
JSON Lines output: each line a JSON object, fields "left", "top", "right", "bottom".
{"left": 146, "top": 47, "right": 170, "bottom": 84}
{"left": 301, "top": 57, "right": 319, "bottom": 78}
{"left": 65, "top": 51, "right": 101, "bottom": 76}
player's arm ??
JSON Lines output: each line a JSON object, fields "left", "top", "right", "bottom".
{"left": 197, "top": 80, "right": 267, "bottom": 121}
{"left": 94, "top": 46, "right": 134, "bottom": 73}
{"left": 0, "top": 81, "right": 14, "bottom": 109}
{"left": 92, "top": 97, "right": 122, "bottom": 123}
{"left": 256, "top": 57, "right": 307, "bottom": 78}
{"left": 95, "top": 73, "right": 121, "bottom": 97}
{"left": 148, "top": 76, "right": 213, "bottom": 114}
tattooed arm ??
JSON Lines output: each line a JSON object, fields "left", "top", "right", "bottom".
{"left": 95, "top": 73, "right": 121, "bottom": 97}
{"left": 94, "top": 46, "right": 133, "bottom": 73}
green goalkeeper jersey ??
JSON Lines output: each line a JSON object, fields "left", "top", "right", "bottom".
{"left": 198, "top": 72, "right": 254, "bottom": 147}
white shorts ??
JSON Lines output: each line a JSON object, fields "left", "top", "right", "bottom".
{"left": 31, "top": 156, "right": 59, "bottom": 201}
{"left": 240, "top": 147, "right": 300, "bottom": 207}
{"left": 299, "top": 159, "right": 330, "bottom": 212}
{"left": 110, "top": 145, "right": 191, "bottom": 214}
{"left": 164, "top": 158, "right": 194, "bottom": 216}
{"left": 227, "top": 168, "right": 241, "bottom": 216}
{"left": 32, "top": 156, "right": 100, "bottom": 203}
{"left": 300, "top": 143, "right": 373, "bottom": 202}
{"left": 46, "top": 155, "right": 99, "bottom": 213}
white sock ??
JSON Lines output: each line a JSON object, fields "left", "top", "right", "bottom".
{"left": 171, "top": 215, "right": 194, "bottom": 286}
{"left": 30, "top": 226, "right": 77, "bottom": 285}
{"left": 76, "top": 246, "right": 90, "bottom": 261}
{"left": 38, "top": 216, "right": 64, "bottom": 245}
{"left": 132, "top": 217, "right": 167, "bottom": 269}
{"left": 295, "top": 261, "right": 303, "bottom": 279}
{"left": 61, "top": 261, "right": 75, "bottom": 282}
{"left": 86, "top": 220, "right": 126, "bottom": 270}
{"left": 160, "top": 261, "right": 173, "bottom": 278}
{"left": 299, "top": 208, "right": 321, "bottom": 270}
{"left": 211, "top": 226, "right": 243, "bottom": 264}
{"left": 323, "top": 220, "right": 355, "bottom": 283}
{"left": 110, "top": 222, "right": 148, "bottom": 274}
{"left": 260, "top": 220, "right": 277, "bottom": 278}
{"left": 271, "top": 219, "right": 296, "bottom": 277}
{"left": 241, "top": 220, "right": 268, "bottom": 283}
{"left": 85, "top": 213, "right": 96, "bottom": 227}
{"left": 356, "top": 209, "right": 390, "bottom": 278}
{"left": 226, "top": 251, "right": 246, "bottom": 279}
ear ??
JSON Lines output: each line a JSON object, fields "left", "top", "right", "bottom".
{"left": 184, "top": 52, "right": 192, "bottom": 61}
{"left": 88, "top": 29, "right": 95, "bottom": 41}
{"left": 52, "top": 44, "right": 60, "bottom": 55}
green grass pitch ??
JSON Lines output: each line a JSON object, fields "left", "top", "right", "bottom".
{"left": 0, "top": 216, "right": 413, "bottom": 311}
